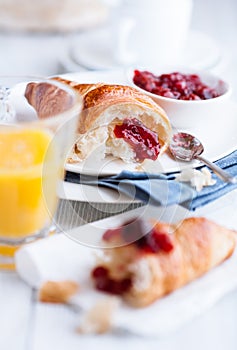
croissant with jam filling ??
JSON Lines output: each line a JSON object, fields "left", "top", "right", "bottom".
{"left": 91, "top": 217, "right": 236, "bottom": 307}
{"left": 25, "top": 77, "right": 171, "bottom": 164}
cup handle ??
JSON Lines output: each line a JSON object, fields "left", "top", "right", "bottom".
{"left": 116, "top": 17, "right": 136, "bottom": 65}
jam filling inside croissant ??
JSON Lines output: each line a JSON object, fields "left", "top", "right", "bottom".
{"left": 103, "top": 218, "right": 174, "bottom": 253}
{"left": 113, "top": 118, "right": 160, "bottom": 162}
{"left": 92, "top": 266, "right": 132, "bottom": 295}
{"left": 92, "top": 219, "right": 174, "bottom": 295}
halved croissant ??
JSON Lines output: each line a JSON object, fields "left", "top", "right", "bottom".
{"left": 91, "top": 217, "right": 236, "bottom": 307}
{"left": 25, "top": 77, "right": 171, "bottom": 164}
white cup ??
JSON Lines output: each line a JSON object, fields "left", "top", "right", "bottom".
{"left": 112, "top": 0, "right": 193, "bottom": 67}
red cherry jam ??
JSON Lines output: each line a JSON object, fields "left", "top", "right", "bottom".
{"left": 135, "top": 230, "right": 174, "bottom": 253}
{"left": 114, "top": 118, "right": 160, "bottom": 162}
{"left": 133, "top": 69, "right": 220, "bottom": 100}
{"left": 92, "top": 266, "right": 132, "bottom": 295}
{"left": 103, "top": 219, "right": 150, "bottom": 244}
{"left": 93, "top": 219, "right": 174, "bottom": 295}
{"left": 172, "top": 132, "right": 197, "bottom": 149}
{"left": 103, "top": 218, "right": 174, "bottom": 253}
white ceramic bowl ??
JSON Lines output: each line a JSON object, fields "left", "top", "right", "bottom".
{"left": 127, "top": 66, "right": 231, "bottom": 130}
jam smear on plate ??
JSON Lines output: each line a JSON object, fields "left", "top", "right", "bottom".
{"left": 114, "top": 118, "right": 160, "bottom": 162}
{"left": 133, "top": 69, "right": 220, "bottom": 100}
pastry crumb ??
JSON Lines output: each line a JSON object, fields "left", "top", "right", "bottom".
{"left": 77, "top": 297, "right": 120, "bottom": 334}
{"left": 175, "top": 167, "right": 216, "bottom": 191}
{"left": 39, "top": 280, "right": 79, "bottom": 304}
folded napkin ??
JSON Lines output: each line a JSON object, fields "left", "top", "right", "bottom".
{"left": 15, "top": 231, "right": 237, "bottom": 337}
{"left": 65, "top": 150, "right": 237, "bottom": 211}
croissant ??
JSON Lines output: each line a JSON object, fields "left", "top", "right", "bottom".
{"left": 91, "top": 217, "right": 236, "bottom": 307}
{"left": 25, "top": 77, "right": 171, "bottom": 164}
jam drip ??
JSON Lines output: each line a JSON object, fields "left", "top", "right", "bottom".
{"left": 113, "top": 118, "right": 160, "bottom": 162}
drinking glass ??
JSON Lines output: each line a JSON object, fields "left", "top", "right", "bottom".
{"left": 0, "top": 76, "right": 82, "bottom": 269}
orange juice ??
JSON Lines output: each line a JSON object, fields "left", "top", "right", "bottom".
{"left": 0, "top": 128, "right": 59, "bottom": 238}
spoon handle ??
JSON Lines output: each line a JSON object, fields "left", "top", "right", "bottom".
{"left": 195, "top": 155, "right": 237, "bottom": 184}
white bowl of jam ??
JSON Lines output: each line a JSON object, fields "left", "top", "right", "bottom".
{"left": 128, "top": 67, "right": 231, "bottom": 130}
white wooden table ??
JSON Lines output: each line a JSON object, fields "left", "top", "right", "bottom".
{"left": 1, "top": 0, "right": 237, "bottom": 349}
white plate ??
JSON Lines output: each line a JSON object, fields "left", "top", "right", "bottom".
{"left": 62, "top": 70, "right": 237, "bottom": 176}
{"left": 68, "top": 29, "right": 223, "bottom": 72}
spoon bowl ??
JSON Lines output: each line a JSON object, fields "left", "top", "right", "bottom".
{"left": 169, "top": 132, "right": 204, "bottom": 162}
{"left": 169, "top": 132, "right": 237, "bottom": 184}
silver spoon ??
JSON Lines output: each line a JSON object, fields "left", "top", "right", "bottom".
{"left": 169, "top": 132, "right": 237, "bottom": 184}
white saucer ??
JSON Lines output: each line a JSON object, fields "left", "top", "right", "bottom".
{"left": 67, "top": 29, "right": 223, "bottom": 72}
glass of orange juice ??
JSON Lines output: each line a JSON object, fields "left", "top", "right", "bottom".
{"left": 0, "top": 76, "right": 82, "bottom": 269}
